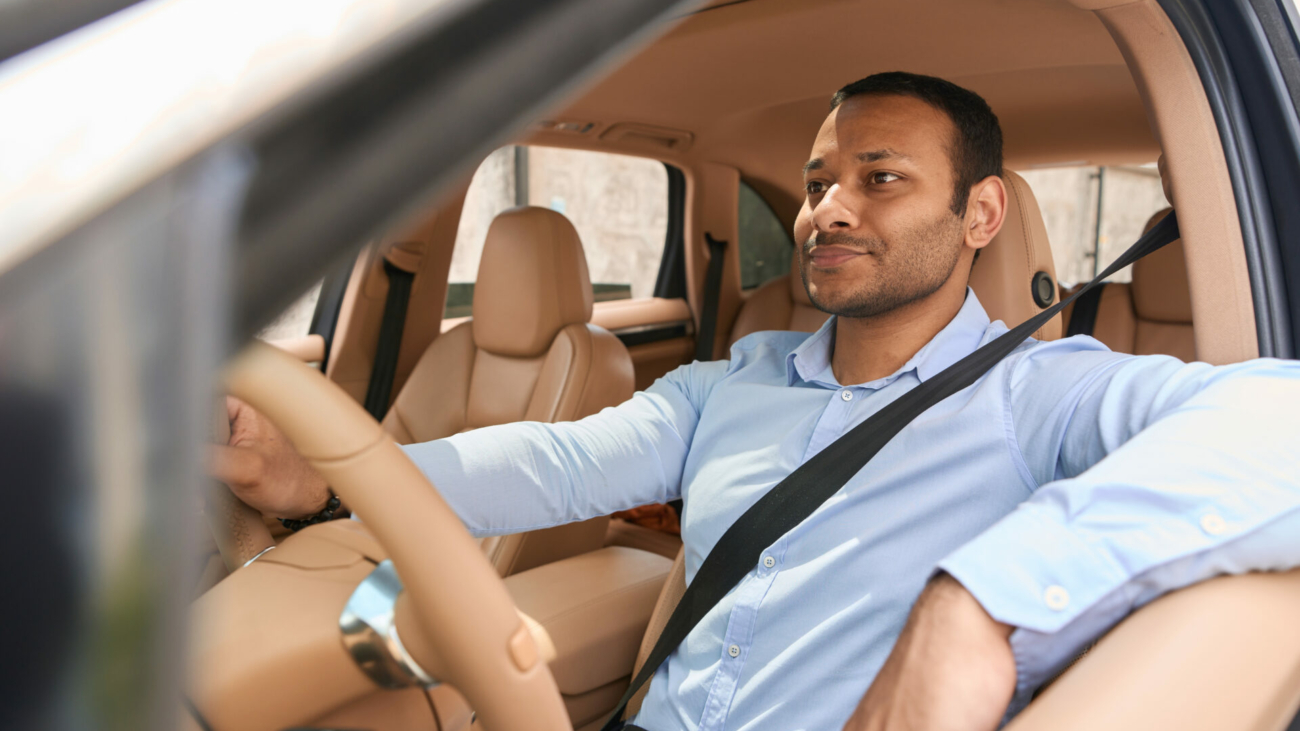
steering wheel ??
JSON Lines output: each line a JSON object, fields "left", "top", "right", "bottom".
{"left": 221, "top": 342, "right": 571, "bottom": 731}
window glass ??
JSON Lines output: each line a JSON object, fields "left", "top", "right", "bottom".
{"left": 737, "top": 181, "right": 794, "bottom": 290}
{"left": 1017, "top": 164, "right": 1169, "bottom": 286}
{"left": 258, "top": 280, "right": 323, "bottom": 340}
{"left": 446, "top": 146, "right": 669, "bottom": 318}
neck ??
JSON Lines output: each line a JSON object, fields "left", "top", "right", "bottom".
{"left": 831, "top": 279, "right": 969, "bottom": 386}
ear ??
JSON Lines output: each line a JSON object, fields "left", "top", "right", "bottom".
{"left": 964, "top": 175, "right": 1007, "bottom": 253}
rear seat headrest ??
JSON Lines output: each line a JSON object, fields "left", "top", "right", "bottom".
{"left": 969, "top": 170, "right": 1062, "bottom": 339}
{"left": 1132, "top": 207, "right": 1192, "bottom": 323}
{"left": 472, "top": 206, "right": 594, "bottom": 357}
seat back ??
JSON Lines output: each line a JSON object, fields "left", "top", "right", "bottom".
{"left": 383, "top": 206, "right": 635, "bottom": 576}
{"left": 1066, "top": 208, "right": 1195, "bottom": 361}
{"left": 727, "top": 170, "right": 1061, "bottom": 345}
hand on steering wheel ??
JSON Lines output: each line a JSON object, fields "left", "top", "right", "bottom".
{"left": 218, "top": 343, "right": 570, "bottom": 731}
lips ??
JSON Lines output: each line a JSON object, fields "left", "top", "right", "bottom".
{"left": 807, "top": 246, "right": 866, "bottom": 268}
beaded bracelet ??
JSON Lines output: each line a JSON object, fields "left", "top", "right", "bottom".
{"left": 279, "top": 493, "right": 343, "bottom": 532}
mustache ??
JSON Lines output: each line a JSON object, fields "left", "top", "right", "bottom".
{"left": 801, "top": 231, "right": 886, "bottom": 257}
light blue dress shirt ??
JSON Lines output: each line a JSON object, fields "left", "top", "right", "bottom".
{"left": 401, "top": 289, "right": 1300, "bottom": 730}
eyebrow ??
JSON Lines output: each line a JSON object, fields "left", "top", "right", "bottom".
{"left": 857, "top": 148, "right": 911, "bottom": 164}
{"left": 802, "top": 148, "right": 913, "bottom": 176}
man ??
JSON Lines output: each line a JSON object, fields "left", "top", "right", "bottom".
{"left": 213, "top": 72, "right": 1300, "bottom": 730}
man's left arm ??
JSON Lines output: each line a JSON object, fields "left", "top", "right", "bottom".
{"left": 848, "top": 350, "right": 1300, "bottom": 729}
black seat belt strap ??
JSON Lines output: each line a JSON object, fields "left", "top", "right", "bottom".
{"left": 362, "top": 258, "right": 415, "bottom": 420}
{"left": 1065, "top": 282, "right": 1108, "bottom": 337}
{"left": 694, "top": 232, "right": 728, "bottom": 362}
{"left": 601, "top": 211, "right": 1180, "bottom": 731}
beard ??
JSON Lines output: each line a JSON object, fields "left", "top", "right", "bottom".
{"left": 799, "top": 211, "right": 965, "bottom": 319}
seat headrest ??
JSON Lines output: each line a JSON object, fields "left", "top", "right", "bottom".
{"left": 970, "top": 170, "right": 1061, "bottom": 339}
{"left": 1131, "top": 208, "right": 1192, "bottom": 323}
{"left": 472, "top": 206, "right": 594, "bottom": 357}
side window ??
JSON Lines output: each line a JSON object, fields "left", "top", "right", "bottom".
{"left": 446, "top": 146, "right": 669, "bottom": 318}
{"left": 737, "top": 181, "right": 794, "bottom": 290}
{"left": 1017, "top": 164, "right": 1169, "bottom": 286}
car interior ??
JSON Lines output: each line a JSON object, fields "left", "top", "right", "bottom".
{"left": 186, "top": 1, "right": 1300, "bottom": 730}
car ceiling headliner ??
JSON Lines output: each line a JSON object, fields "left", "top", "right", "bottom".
{"left": 531, "top": 0, "right": 1156, "bottom": 221}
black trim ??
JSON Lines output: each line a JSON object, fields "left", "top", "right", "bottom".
{"left": 231, "top": 0, "right": 698, "bottom": 338}
{"left": 654, "top": 164, "right": 688, "bottom": 300}
{"left": 307, "top": 256, "right": 353, "bottom": 372}
{"left": 363, "top": 261, "right": 414, "bottom": 420}
{"left": 694, "top": 232, "right": 728, "bottom": 361}
{"left": 1065, "top": 283, "right": 1108, "bottom": 337}
{"left": 615, "top": 322, "right": 690, "bottom": 348}
{"left": 1159, "top": 0, "right": 1295, "bottom": 357}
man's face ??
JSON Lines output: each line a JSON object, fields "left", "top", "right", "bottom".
{"left": 796, "top": 94, "right": 968, "bottom": 318}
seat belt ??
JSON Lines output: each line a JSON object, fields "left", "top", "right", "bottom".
{"left": 362, "top": 257, "right": 415, "bottom": 420}
{"left": 1064, "top": 282, "right": 1108, "bottom": 337}
{"left": 694, "top": 232, "right": 728, "bottom": 362}
{"left": 602, "top": 211, "right": 1181, "bottom": 731}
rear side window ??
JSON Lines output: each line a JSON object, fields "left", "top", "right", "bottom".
{"left": 1017, "top": 164, "right": 1168, "bottom": 286}
{"left": 446, "top": 146, "right": 669, "bottom": 318}
{"left": 737, "top": 181, "right": 794, "bottom": 290}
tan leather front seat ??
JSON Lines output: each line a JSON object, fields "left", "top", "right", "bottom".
{"left": 382, "top": 206, "right": 636, "bottom": 576}
{"left": 727, "top": 170, "right": 1062, "bottom": 344}
{"left": 1061, "top": 208, "right": 1195, "bottom": 361}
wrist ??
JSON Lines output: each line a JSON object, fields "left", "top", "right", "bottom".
{"left": 279, "top": 491, "right": 348, "bottom": 531}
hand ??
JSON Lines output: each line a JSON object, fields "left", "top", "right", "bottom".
{"left": 208, "top": 396, "right": 331, "bottom": 519}
{"left": 843, "top": 573, "right": 1016, "bottom": 731}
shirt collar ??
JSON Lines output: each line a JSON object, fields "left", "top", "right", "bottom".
{"left": 785, "top": 288, "right": 992, "bottom": 389}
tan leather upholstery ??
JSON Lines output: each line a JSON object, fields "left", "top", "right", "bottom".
{"left": 970, "top": 170, "right": 1062, "bottom": 340}
{"left": 472, "top": 206, "right": 595, "bottom": 357}
{"left": 728, "top": 170, "right": 1061, "bottom": 345}
{"left": 727, "top": 253, "right": 840, "bottom": 345}
{"left": 382, "top": 207, "right": 634, "bottom": 576}
{"left": 627, "top": 546, "right": 687, "bottom": 717}
{"left": 1062, "top": 208, "right": 1196, "bottom": 362}
{"left": 506, "top": 547, "right": 672, "bottom": 727}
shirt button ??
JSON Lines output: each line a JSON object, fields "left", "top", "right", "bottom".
{"left": 840, "top": 389, "right": 853, "bottom": 401}
{"left": 763, "top": 556, "right": 776, "bottom": 569}
{"left": 1200, "top": 513, "right": 1227, "bottom": 535}
{"left": 727, "top": 644, "right": 741, "bottom": 658}
{"left": 1044, "top": 585, "right": 1070, "bottom": 611}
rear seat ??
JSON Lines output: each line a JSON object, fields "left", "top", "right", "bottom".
{"left": 1061, "top": 207, "right": 1195, "bottom": 361}
{"left": 728, "top": 252, "right": 832, "bottom": 345}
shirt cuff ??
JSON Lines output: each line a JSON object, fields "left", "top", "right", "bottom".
{"left": 936, "top": 501, "right": 1129, "bottom": 634}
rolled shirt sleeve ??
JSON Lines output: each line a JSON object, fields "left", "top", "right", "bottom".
{"left": 398, "top": 359, "right": 728, "bottom": 537}
{"left": 939, "top": 345, "right": 1300, "bottom": 710}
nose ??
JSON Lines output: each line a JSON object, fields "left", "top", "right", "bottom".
{"left": 812, "top": 183, "right": 859, "bottom": 233}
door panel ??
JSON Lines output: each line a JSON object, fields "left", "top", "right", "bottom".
{"left": 592, "top": 297, "right": 695, "bottom": 390}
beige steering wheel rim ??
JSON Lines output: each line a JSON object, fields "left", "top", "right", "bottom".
{"left": 224, "top": 342, "right": 570, "bottom": 731}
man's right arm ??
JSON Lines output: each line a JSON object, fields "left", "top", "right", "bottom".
{"left": 210, "top": 359, "right": 726, "bottom": 532}
{"left": 401, "top": 359, "right": 724, "bottom": 537}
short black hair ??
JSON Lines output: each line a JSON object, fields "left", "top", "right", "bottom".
{"left": 830, "top": 72, "right": 1003, "bottom": 216}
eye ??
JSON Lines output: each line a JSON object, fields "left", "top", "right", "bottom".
{"left": 805, "top": 180, "right": 828, "bottom": 195}
{"left": 869, "top": 171, "right": 902, "bottom": 185}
